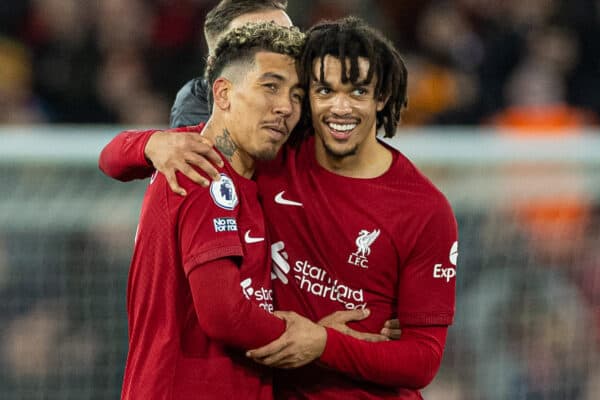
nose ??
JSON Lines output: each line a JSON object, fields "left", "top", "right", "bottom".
{"left": 330, "top": 94, "right": 352, "bottom": 116}
{"left": 273, "top": 93, "right": 293, "bottom": 118}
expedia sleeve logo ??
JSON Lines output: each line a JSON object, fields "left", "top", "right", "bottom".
{"left": 433, "top": 241, "right": 458, "bottom": 282}
{"left": 209, "top": 174, "right": 238, "bottom": 210}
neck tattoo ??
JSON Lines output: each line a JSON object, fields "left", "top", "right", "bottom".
{"left": 215, "top": 129, "right": 237, "bottom": 161}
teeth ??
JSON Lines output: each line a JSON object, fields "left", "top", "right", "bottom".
{"left": 328, "top": 122, "right": 356, "bottom": 132}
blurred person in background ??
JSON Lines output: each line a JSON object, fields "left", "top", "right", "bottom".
{"left": 0, "top": 37, "right": 46, "bottom": 123}
{"left": 401, "top": 2, "right": 479, "bottom": 125}
{"left": 96, "top": 49, "right": 170, "bottom": 125}
{"left": 94, "top": 0, "right": 200, "bottom": 125}
{"left": 1, "top": 0, "right": 208, "bottom": 124}
{"left": 421, "top": 0, "right": 600, "bottom": 126}
{"left": 22, "top": 0, "right": 110, "bottom": 122}
{"left": 489, "top": 25, "right": 596, "bottom": 129}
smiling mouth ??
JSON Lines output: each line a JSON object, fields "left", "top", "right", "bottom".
{"left": 326, "top": 121, "right": 358, "bottom": 139}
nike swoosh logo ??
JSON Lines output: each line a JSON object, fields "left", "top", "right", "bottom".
{"left": 244, "top": 230, "right": 265, "bottom": 244}
{"left": 274, "top": 191, "right": 303, "bottom": 207}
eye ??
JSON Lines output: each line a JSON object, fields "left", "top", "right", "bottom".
{"left": 264, "top": 83, "right": 278, "bottom": 92}
{"left": 315, "top": 86, "right": 331, "bottom": 95}
{"left": 352, "top": 87, "right": 367, "bottom": 96}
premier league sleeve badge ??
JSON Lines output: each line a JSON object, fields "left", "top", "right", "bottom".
{"left": 210, "top": 173, "right": 239, "bottom": 210}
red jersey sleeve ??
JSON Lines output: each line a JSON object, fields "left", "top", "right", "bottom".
{"left": 98, "top": 125, "right": 205, "bottom": 181}
{"left": 397, "top": 198, "right": 458, "bottom": 326}
{"left": 319, "top": 325, "right": 448, "bottom": 388}
{"left": 98, "top": 129, "right": 156, "bottom": 181}
{"left": 189, "top": 258, "right": 286, "bottom": 349}
{"left": 176, "top": 171, "right": 244, "bottom": 275}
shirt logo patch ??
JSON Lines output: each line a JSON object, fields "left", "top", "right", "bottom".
{"left": 433, "top": 241, "right": 458, "bottom": 282}
{"left": 213, "top": 217, "right": 237, "bottom": 232}
{"left": 274, "top": 191, "right": 303, "bottom": 207}
{"left": 210, "top": 173, "right": 238, "bottom": 210}
{"left": 449, "top": 241, "right": 458, "bottom": 266}
{"left": 271, "top": 241, "right": 291, "bottom": 284}
{"left": 240, "top": 278, "right": 274, "bottom": 313}
{"left": 244, "top": 230, "right": 265, "bottom": 244}
{"left": 347, "top": 229, "right": 380, "bottom": 269}
{"left": 240, "top": 278, "right": 254, "bottom": 299}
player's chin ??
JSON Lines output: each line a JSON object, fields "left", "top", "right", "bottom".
{"left": 253, "top": 143, "right": 283, "bottom": 161}
{"left": 323, "top": 140, "right": 358, "bottom": 159}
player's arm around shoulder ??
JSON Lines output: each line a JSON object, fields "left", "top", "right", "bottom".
{"left": 144, "top": 126, "right": 224, "bottom": 196}
{"left": 98, "top": 128, "right": 158, "bottom": 181}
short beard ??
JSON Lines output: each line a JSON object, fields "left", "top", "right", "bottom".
{"left": 322, "top": 138, "right": 358, "bottom": 160}
{"left": 252, "top": 145, "right": 280, "bottom": 161}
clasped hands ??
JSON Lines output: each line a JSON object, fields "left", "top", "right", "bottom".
{"left": 246, "top": 308, "right": 401, "bottom": 369}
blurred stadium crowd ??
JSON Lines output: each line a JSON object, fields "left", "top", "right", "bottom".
{"left": 1, "top": 0, "right": 599, "bottom": 127}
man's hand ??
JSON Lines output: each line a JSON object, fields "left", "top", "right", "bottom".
{"left": 246, "top": 311, "right": 327, "bottom": 369}
{"left": 145, "top": 130, "right": 224, "bottom": 195}
{"left": 381, "top": 318, "right": 402, "bottom": 340}
{"left": 318, "top": 309, "right": 390, "bottom": 342}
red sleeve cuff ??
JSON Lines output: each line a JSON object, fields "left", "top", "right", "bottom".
{"left": 320, "top": 327, "right": 344, "bottom": 365}
{"left": 397, "top": 311, "right": 454, "bottom": 326}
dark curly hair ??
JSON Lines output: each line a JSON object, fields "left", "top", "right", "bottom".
{"left": 204, "top": 21, "right": 305, "bottom": 106}
{"left": 298, "top": 16, "right": 408, "bottom": 138}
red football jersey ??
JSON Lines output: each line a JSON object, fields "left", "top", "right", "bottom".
{"left": 257, "top": 136, "right": 458, "bottom": 399}
{"left": 122, "top": 125, "right": 276, "bottom": 400}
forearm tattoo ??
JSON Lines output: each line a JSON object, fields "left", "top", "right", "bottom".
{"left": 215, "top": 129, "right": 237, "bottom": 161}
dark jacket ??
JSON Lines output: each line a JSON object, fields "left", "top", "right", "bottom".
{"left": 170, "top": 77, "right": 210, "bottom": 128}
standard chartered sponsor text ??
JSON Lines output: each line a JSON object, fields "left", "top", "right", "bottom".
{"left": 254, "top": 287, "right": 274, "bottom": 313}
{"left": 294, "top": 260, "right": 366, "bottom": 309}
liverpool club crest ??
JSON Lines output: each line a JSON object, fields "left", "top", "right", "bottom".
{"left": 347, "top": 229, "right": 380, "bottom": 268}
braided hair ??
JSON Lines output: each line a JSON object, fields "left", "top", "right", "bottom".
{"left": 298, "top": 16, "right": 408, "bottom": 138}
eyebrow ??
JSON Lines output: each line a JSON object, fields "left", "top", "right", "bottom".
{"left": 311, "top": 77, "right": 370, "bottom": 86}
{"left": 259, "top": 72, "right": 286, "bottom": 81}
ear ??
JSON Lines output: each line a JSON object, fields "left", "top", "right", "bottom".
{"left": 213, "top": 77, "right": 232, "bottom": 111}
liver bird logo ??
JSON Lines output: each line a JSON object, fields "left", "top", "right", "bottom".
{"left": 355, "top": 229, "right": 380, "bottom": 257}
